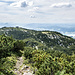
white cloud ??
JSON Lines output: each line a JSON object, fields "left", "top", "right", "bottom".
{"left": 0, "top": 2, "right": 7, "bottom": 5}
{"left": 30, "top": 15, "right": 36, "bottom": 18}
{"left": 0, "top": 2, "right": 8, "bottom": 6}
{"left": 28, "top": 1, "right": 33, "bottom": 6}
{"left": 10, "top": 0, "right": 33, "bottom": 8}
{"left": 0, "top": 0, "right": 75, "bottom": 24}
{"left": 28, "top": 7, "right": 39, "bottom": 12}
{"left": 50, "top": 3, "right": 72, "bottom": 8}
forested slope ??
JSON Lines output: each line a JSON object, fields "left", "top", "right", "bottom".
{"left": 0, "top": 27, "right": 75, "bottom": 54}
{"left": 0, "top": 27, "right": 75, "bottom": 75}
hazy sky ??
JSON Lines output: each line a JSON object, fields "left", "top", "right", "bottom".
{"left": 0, "top": 0, "right": 75, "bottom": 24}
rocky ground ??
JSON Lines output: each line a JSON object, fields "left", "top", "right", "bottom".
{"left": 13, "top": 56, "right": 34, "bottom": 75}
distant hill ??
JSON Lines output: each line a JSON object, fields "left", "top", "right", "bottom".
{"left": 0, "top": 27, "right": 75, "bottom": 48}
{"left": 0, "top": 27, "right": 75, "bottom": 75}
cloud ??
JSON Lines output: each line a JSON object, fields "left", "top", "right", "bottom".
{"left": 50, "top": 3, "right": 72, "bottom": 8}
{"left": 10, "top": 0, "right": 33, "bottom": 8}
{"left": 0, "top": 0, "right": 75, "bottom": 24}
{"left": 0, "top": 2, "right": 8, "bottom": 6}
{"left": 28, "top": 7, "right": 39, "bottom": 12}
{"left": 30, "top": 15, "right": 36, "bottom": 18}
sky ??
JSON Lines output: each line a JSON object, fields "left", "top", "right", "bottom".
{"left": 0, "top": 0, "right": 75, "bottom": 24}
{"left": 0, "top": 0, "right": 75, "bottom": 37}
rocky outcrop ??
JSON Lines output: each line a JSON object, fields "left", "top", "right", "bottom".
{"left": 14, "top": 56, "right": 34, "bottom": 75}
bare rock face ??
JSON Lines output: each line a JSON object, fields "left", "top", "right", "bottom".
{"left": 23, "top": 72, "right": 33, "bottom": 75}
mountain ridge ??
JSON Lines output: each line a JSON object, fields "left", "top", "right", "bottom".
{"left": 0, "top": 27, "right": 75, "bottom": 49}
{"left": 0, "top": 27, "right": 75, "bottom": 75}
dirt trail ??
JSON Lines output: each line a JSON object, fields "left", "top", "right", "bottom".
{"left": 14, "top": 56, "right": 34, "bottom": 75}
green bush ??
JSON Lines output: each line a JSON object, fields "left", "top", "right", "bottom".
{"left": 0, "top": 34, "right": 14, "bottom": 58}
{"left": 24, "top": 47, "right": 34, "bottom": 59}
{"left": 13, "top": 40, "right": 25, "bottom": 51}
